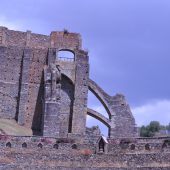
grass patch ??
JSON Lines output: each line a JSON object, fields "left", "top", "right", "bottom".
{"left": 0, "top": 119, "right": 32, "bottom": 136}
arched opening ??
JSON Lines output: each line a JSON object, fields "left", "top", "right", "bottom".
{"left": 53, "top": 144, "right": 58, "bottom": 149}
{"left": 99, "top": 138, "right": 105, "bottom": 152}
{"left": 162, "top": 142, "right": 167, "bottom": 149}
{"left": 88, "top": 91, "right": 109, "bottom": 118}
{"left": 162, "top": 140, "right": 170, "bottom": 149}
{"left": 96, "top": 136, "right": 108, "bottom": 154}
{"left": 22, "top": 142, "right": 27, "bottom": 148}
{"left": 6, "top": 142, "right": 11, "bottom": 148}
{"left": 38, "top": 143, "right": 43, "bottom": 149}
{"left": 86, "top": 115, "right": 109, "bottom": 137}
{"left": 57, "top": 50, "right": 75, "bottom": 62}
{"left": 145, "top": 144, "right": 150, "bottom": 151}
{"left": 130, "top": 144, "right": 135, "bottom": 150}
{"left": 120, "top": 139, "right": 130, "bottom": 149}
{"left": 72, "top": 144, "right": 77, "bottom": 149}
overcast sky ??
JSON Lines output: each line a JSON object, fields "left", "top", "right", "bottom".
{"left": 0, "top": 0, "right": 170, "bottom": 134}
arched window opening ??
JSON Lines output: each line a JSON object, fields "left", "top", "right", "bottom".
{"left": 162, "top": 142, "right": 167, "bottom": 149}
{"left": 22, "top": 142, "right": 27, "bottom": 148}
{"left": 53, "top": 144, "right": 58, "bottom": 149}
{"left": 162, "top": 140, "right": 170, "bottom": 149}
{"left": 57, "top": 50, "right": 75, "bottom": 62}
{"left": 120, "top": 139, "right": 130, "bottom": 150}
{"left": 145, "top": 144, "right": 150, "bottom": 151}
{"left": 38, "top": 143, "right": 43, "bottom": 149}
{"left": 130, "top": 144, "right": 135, "bottom": 150}
{"left": 6, "top": 142, "right": 11, "bottom": 148}
{"left": 99, "top": 139, "right": 105, "bottom": 153}
{"left": 72, "top": 144, "right": 77, "bottom": 149}
{"left": 88, "top": 91, "right": 109, "bottom": 119}
{"left": 86, "top": 115, "right": 109, "bottom": 137}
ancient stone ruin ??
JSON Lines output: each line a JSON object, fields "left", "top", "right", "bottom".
{"left": 0, "top": 26, "right": 170, "bottom": 169}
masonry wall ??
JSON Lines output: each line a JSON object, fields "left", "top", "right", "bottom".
{"left": 0, "top": 46, "right": 23, "bottom": 119}
{"left": 0, "top": 135, "right": 170, "bottom": 169}
{"left": 0, "top": 27, "right": 50, "bottom": 129}
{"left": 17, "top": 48, "right": 47, "bottom": 129}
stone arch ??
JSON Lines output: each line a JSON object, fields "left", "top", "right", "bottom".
{"left": 53, "top": 144, "right": 58, "bottom": 149}
{"left": 37, "top": 143, "right": 43, "bottom": 148}
{"left": 87, "top": 108, "right": 111, "bottom": 128}
{"left": 145, "top": 144, "right": 150, "bottom": 151}
{"left": 72, "top": 144, "right": 77, "bottom": 149}
{"left": 22, "top": 142, "right": 27, "bottom": 148}
{"left": 6, "top": 142, "right": 11, "bottom": 148}
{"left": 88, "top": 79, "right": 112, "bottom": 119}
{"left": 88, "top": 90, "right": 109, "bottom": 119}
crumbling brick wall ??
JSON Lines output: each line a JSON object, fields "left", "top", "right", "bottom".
{"left": 0, "top": 135, "right": 170, "bottom": 169}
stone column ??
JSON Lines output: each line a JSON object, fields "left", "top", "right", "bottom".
{"left": 18, "top": 48, "right": 32, "bottom": 125}
{"left": 71, "top": 50, "right": 89, "bottom": 135}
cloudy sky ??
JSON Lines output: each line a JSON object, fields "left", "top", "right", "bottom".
{"left": 1, "top": 0, "right": 170, "bottom": 134}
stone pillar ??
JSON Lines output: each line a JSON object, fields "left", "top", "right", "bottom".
{"left": 109, "top": 114, "right": 116, "bottom": 138}
{"left": 109, "top": 94, "right": 138, "bottom": 138}
{"left": 43, "top": 48, "right": 61, "bottom": 137}
{"left": 18, "top": 48, "right": 33, "bottom": 125}
{"left": 71, "top": 50, "right": 89, "bottom": 135}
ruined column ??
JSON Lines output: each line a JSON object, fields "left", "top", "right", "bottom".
{"left": 71, "top": 50, "right": 89, "bottom": 136}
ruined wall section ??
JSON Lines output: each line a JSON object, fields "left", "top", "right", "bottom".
{"left": 110, "top": 94, "right": 137, "bottom": 137}
{"left": 2, "top": 27, "right": 50, "bottom": 49}
{"left": 6, "top": 30, "right": 26, "bottom": 47}
{"left": 0, "top": 46, "right": 23, "bottom": 119}
{"left": 30, "top": 33, "right": 50, "bottom": 49}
